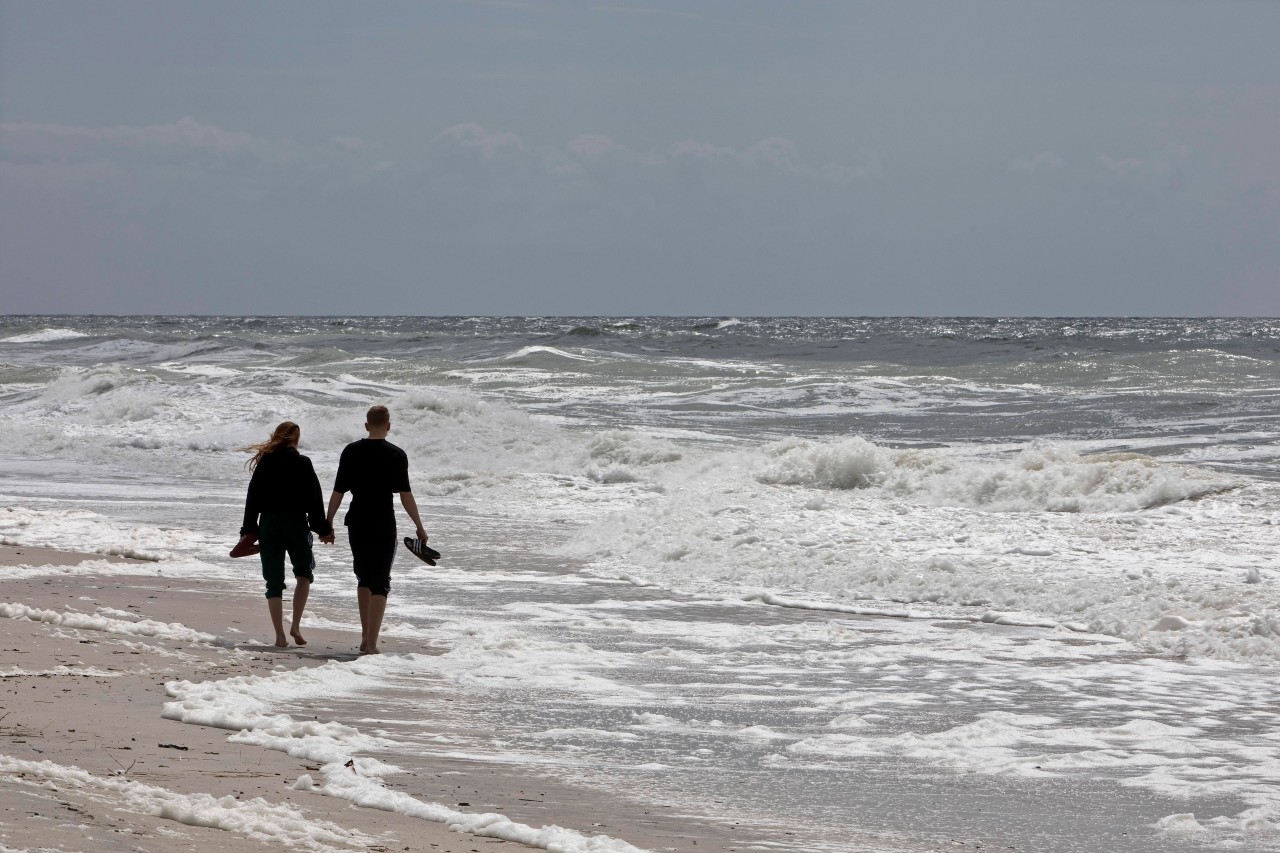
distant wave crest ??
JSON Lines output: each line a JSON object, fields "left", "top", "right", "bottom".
{"left": 2, "top": 328, "right": 89, "bottom": 344}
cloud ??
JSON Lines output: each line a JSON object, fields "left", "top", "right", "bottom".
{"left": 744, "top": 137, "right": 798, "bottom": 171}
{"left": 0, "top": 118, "right": 297, "bottom": 182}
{"left": 1099, "top": 143, "right": 1193, "bottom": 178}
{"left": 1012, "top": 151, "right": 1064, "bottom": 173}
{"left": 0, "top": 117, "right": 918, "bottom": 312}
{"left": 432, "top": 123, "right": 525, "bottom": 158}
{"left": 668, "top": 139, "right": 739, "bottom": 164}
{"left": 567, "top": 134, "right": 623, "bottom": 160}
{"left": 666, "top": 136, "right": 876, "bottom": 185}
{"left": 2, "top": 117, "right": 874, "bottom": 202}
{"left": 1, "top": 117, "right": 254, "bottom": 159}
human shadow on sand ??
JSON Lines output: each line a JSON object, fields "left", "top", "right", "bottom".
{"left": 237, "top": 643, "right": 361, "bottom": 662}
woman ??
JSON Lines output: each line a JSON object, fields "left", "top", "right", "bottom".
{"left": 240, "top": 421, "right": 332, "bottom": 647}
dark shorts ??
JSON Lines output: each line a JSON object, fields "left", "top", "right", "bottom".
{"left": 258, "top": 513, "right": 315, "bottom": 599}
{"left": 348, "top": 526, "right": 396, "bottom": 596}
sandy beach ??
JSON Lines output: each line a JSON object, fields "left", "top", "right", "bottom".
{"left": 0, "top": 545, "right": 542, "bottom": 852}
{"left": 2, "top": 544, "right": 944, "bottom": 853}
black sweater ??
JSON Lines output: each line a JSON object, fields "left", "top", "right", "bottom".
{"left": 240, "top": 447, "right": 332, "bottom": 537}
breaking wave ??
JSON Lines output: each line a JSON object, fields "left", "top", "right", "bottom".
{"left": 1, "top": 328, "right": 90, "bottom": 344}
{"left": 757, "top": 437, "right": 1236, "bottom": 513}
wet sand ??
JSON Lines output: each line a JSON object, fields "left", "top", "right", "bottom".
{"left": 0, "top": 545, "right": 545, "bottom": 851}
{"left": 1, "top": 544, "right": 936, "bottom": 853}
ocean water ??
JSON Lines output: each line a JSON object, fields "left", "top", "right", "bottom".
{"left": 2, "top": 316, "right": 1280, "bottom": 851}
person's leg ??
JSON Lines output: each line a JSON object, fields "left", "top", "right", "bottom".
{"left": 266, "top": 596, "right": 287, "bottom": 647}
{"left": 351, "top": 527, "right": 395, "bottom": 653}
{"left": 258, "top": 514, "right": 288, "bottom": 648}
{"left": 357, "top": 585, "right": 372, "bottom": 653}
{"left": 290, "top": 575, "right": 311, "bottom": 645}
{"left": 363, "top": 594, "right": 388, "bottom": 654}
{"left": 359, "top": 532, "right": 395, "bottom": 654}
{"left": 284, "top": 527, "right": 316, "bottom": 646}
{"left": 349, "top": 528, "right": 367, "bottom": 651}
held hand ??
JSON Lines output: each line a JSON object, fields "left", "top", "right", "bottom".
{"left": 320, "top": 533, "right": 336, "bottom": 545}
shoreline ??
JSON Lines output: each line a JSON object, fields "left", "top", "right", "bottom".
{"left": 2, "top": 544, "right": 893, "bottom": 853}
{"left": 1, "top": 544, "right": 547, "bottom": 852}
{"left": 0, "top": 542, "right": 153, "bottom": 567}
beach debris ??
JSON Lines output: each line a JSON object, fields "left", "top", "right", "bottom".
{"left": 157, "top": 743, "right": 188, "bottom": 751}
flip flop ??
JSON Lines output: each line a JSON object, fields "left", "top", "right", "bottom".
{"left": 403, "top": 537, "right": 440, "bottom": 566}
{"left": 229, "top": 533, "right": 260, "bottom": 558}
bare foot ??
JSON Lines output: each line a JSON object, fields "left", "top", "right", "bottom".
{"left": 273, "top": 635, "right": 288, "bottom": 648}
{"left": 362, "top": 646, "right": 380, "bottom": 655}
{"left": 290, "top": 627, "right": 307, "bottom": 646}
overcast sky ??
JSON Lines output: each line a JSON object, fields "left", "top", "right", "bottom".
{"left": 2, "top": 0, "right": 1278, "bottom": 316}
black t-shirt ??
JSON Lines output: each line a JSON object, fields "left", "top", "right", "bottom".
{"left": 332, "top": 438, "right": 411, "bottom": 530}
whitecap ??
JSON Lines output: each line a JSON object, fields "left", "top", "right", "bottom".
{"left": 2, "top": 328, "right": 89, "bottom": 344}
{"left": 502, "top": 346, "right": 592, "bottom": 362}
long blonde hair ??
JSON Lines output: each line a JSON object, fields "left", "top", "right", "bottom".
{"left": 242, "top": 421, "right": 300, "bottom": 472}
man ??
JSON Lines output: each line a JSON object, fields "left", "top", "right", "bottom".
{"left": 323, "top": 405, "right": 428, "bottom": 655}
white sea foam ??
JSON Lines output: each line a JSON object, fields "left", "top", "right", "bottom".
{"left": 758, "top": 438, "right": 1236, "bottom": 512}
{"left": 0, "top": 505, "right": 184, "bottom": 561}
{"left": 0, "top": 328, "right": 89, "bottom": 344}
{"left": 418, "top": 619, "right": 654, "bottom": 702}
{"left": 567, "top": 439, "right": 1280, "bottom": 663}
{"left": 0, "top": 664, "right": 121, "bottom": 678}
{"left": 502, "top": 345, "right": 593, "bottom": 362}
{"left": 0, "top": 601, "right": 222, "bottom": 644}
{"left": 162, "top": 660, "right": 651, "bottom": 852}
{"left": 0, "top": 754, "right": 383, "bottom": 850}
{"left": 784, "top": 705, "right": 1280, "bottom": 844}
{"left": 0, "top": 359, "right": 677, "bottom": 501}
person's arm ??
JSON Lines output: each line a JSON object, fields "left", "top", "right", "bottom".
{"left": 399, "top": 491, "right": 428, "bottom": 542}
{"left": 393, "top": 450, "right": 426, "bottom": 539}
{"left": 240, "top": 465, "right": 263, "bottom": 537}
{"left": 303, "top": 458, "right": 333, "bottom": 539}
{"left": 324, "top": 490, "right": 345, "bottom": 542}
{"left": 321, "top": 446, "right": 351, "bottom": 544}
